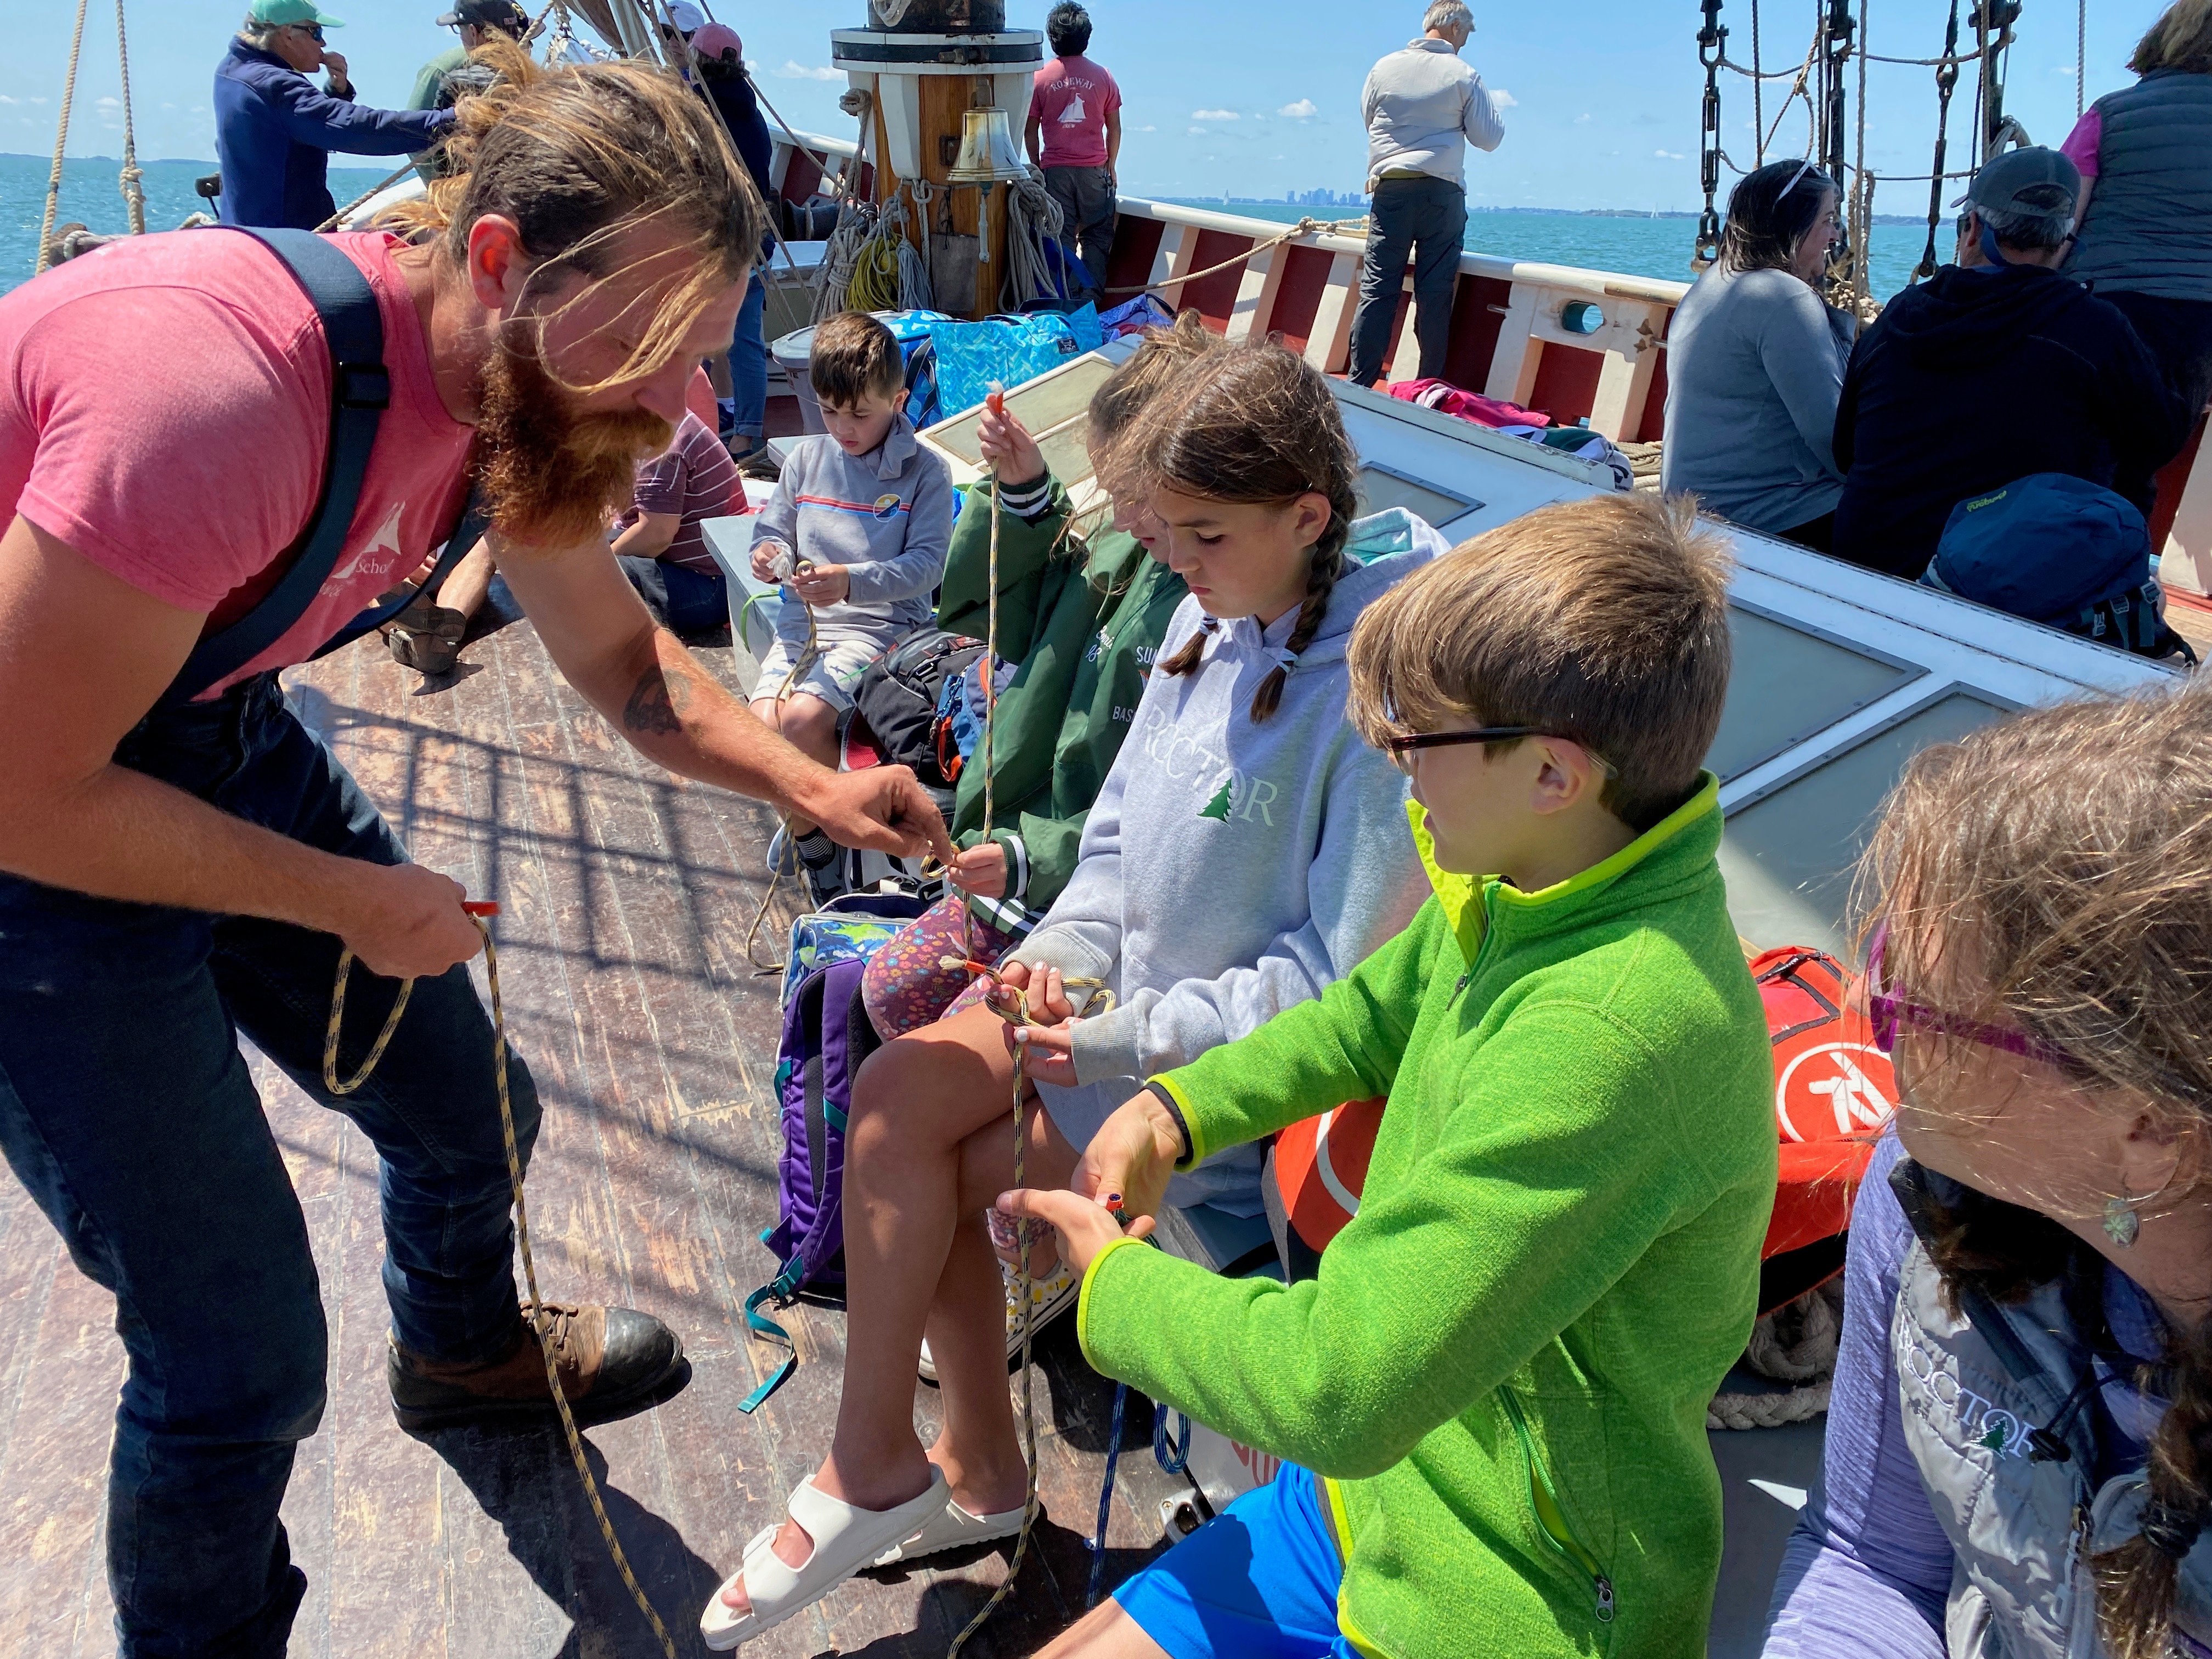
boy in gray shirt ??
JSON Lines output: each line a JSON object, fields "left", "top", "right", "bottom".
{"left": 749, "top": 311, "right": 953, "bottom": 886}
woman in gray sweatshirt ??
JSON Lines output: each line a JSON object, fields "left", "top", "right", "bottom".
{"left": 1662, "top": 159, "right": 1855, "bottom": 549}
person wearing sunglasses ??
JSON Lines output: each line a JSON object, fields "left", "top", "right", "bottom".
{"left": 1662, "top": 156, "right": 1855, "bottom": 554}
{"left": 216, "top": 0, "right": 459, "bottom": 231}
{"left": 1764, "top": 677, "right": 2212, "bottom": 1659}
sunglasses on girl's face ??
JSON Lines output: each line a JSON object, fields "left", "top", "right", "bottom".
{"left": 1864, "top": 922, "right": 2074, "bottom": 1070}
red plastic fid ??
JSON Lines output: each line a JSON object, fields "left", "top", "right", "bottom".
{"left": 985, "top": 382, "right": 1006, "bottom": 418}
{"left": 462, "top": 901, "right": 500, "bottom": 917}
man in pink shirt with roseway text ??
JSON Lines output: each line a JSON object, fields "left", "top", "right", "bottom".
{"left": 1026, "top": 1, "right": 1122, "bottom": 303}
{"left": 0, "top": 51, "right": 947, "bottom": 1659}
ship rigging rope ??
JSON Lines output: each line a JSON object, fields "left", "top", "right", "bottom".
{"left": 32, "top": 0, "right": 91, "bottom": 276}
{"left": 1099, "top": 215, "right": 1369, "bottom": 298}
{"left": 112, "top": 0, "right": 144, "bottom": 235}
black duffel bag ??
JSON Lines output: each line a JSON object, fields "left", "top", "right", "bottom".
{"left": 848, "top": 628, "right": 985, "bottom": 803}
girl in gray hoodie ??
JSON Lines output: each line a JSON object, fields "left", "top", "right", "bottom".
{"left": 704, "top": 345, "right": 1440, "bottom": 1643}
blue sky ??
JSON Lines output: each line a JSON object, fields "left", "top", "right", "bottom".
{"left": 0, "top": 1, "right": 2170, "bottom": 210}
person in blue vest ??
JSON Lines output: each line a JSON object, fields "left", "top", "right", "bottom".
{"left": 215, "top": 0, "right": 456, "bottom": 232}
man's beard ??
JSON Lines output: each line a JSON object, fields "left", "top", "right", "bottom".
{"left": 471, "top": 338, "right": 673, "bottom": 549}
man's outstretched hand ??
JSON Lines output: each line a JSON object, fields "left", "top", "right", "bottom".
{"left": 792, "top": 764, "right": 955, "bottom": 864}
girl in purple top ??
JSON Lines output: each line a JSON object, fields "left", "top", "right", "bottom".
{"left": 1763, "top": 678, "right": 2212, "bottom": 1659}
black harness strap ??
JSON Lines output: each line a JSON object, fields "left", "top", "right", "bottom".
{"left": 163, "top": 228, "right": 480, "bottom": 704}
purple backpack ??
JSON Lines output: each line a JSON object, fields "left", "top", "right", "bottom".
{"left": 739, "top": 954, "right": 883, "bottom": 1412}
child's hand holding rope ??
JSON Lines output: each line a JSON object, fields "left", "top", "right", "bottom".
{"left": 991, "top": 961, "right": 1083, "bottom": 1087}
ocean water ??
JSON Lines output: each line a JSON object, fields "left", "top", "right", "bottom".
{"left": 2, "top": 153, "right": 397, "bottom": 293}
{"left": 1164, "top": 199, "right": 1943, "bottom": 307}
{"left": 3, "top": 151, "right": 1945, "bottom": 304}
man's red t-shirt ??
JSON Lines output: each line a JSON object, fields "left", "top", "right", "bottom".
{"left": 0, "top": 229, "right": 474, "bottom": 699}
{"left": 1030, "top": 55, "right": 1121, "bottom": 171}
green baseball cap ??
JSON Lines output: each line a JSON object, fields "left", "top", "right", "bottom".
{"left": 248, "top": 0, "right": 346, "bottom": 27}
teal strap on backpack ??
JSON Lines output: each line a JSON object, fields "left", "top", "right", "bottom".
{"left": 737, "top": 1251, "right": 808, "bottom": 1414}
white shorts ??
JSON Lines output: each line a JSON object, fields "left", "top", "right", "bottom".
{"left": 749, "top": 636, "right": 881, "bottom": 711}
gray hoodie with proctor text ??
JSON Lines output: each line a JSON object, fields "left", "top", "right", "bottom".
{"left": 1012, "top": 508, "right": 1445, "bottom": 1215}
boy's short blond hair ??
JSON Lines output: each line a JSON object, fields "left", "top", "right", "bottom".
{"left": 1348, "top": 493, "right": 1734, "bottom": 832}
{"left": 809, "top": 310, "right": 905, "bottom": 407}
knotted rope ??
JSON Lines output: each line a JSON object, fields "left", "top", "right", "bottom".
{"left": 33, "top": 0, "right": 91, "bottom": 278}
{"left": 323, "top": 906, "right": 681, "bottom": 1659}
{"left": 111, "top": 0, "right": 144, "bottom": 235}
{"left": 1708, "top": 1279, "right": 1844, "bottom": 1432}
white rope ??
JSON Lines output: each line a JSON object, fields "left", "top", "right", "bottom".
{"left": 34, "top": 0, "right": 91, "bottom": 276}
{"left": 998, "top": 167, "right": 1065, "bottom": 312}
{"left": 1709, "top": 1278, "right": 1844, "bottom": 1431}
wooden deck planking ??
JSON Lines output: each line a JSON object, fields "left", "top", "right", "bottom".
{"left": 0, "top": 602, "right": 1183, "bottom": 1658}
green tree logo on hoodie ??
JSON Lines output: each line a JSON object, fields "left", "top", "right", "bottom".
{"left": 1198, "top": 778, "right": 1234, "bottom": 821}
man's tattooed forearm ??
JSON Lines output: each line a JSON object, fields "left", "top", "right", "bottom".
{"left": 622, "top": 662, "right": 697, "bottom": 736}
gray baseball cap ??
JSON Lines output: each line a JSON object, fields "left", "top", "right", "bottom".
{"left": 1958, "top": 146, "right": 2081, "bottom": 218}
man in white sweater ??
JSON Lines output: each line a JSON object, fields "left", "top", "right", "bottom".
{"left": 1349, "top": 1, "right": 1505, "bottom": 387}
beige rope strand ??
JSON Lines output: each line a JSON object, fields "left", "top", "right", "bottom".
{"left": 313, "top": 160, "right": 421, "bottom": 234}
{"left": 33, "top": 0, "right": 92, "bottom": 276}
{"left": 112, "top": 0, "right": 144, "bottom": 235}
{"left": 1102, "top": 216, "right": 1369, "bottom": 299}
{"left": 323, "top": 916, "right": 681, "bottom": 1659}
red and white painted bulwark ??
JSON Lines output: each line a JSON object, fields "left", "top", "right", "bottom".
{"left": 768, "top": 128, "right": 2212, "bottom": 595}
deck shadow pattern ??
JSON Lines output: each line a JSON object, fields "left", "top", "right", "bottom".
{"left": 0, "top": 623, "right": 1182, "bottom": 1657}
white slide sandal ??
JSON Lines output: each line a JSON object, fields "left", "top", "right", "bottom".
{"left": 699, "top": 1468, "right": 950, "bottom": 1650}
{"left": 872, "top": 1496, "right": 1028, "bottom": 1567}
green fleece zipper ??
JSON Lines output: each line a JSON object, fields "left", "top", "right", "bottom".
{"left": 1497, "top": 1386, "right": 1617, "bottom": 1628}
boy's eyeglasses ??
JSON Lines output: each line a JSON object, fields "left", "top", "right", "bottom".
{"left": 1381, "top": 726, "right": 1543, "bottom": 763}
{"left": 1864, "top": 921, "right": 2074, "bottom": 1071}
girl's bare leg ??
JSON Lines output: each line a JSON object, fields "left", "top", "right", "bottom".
{"left": 733, "top": 1002, "right": 1076, "bottom": 1599}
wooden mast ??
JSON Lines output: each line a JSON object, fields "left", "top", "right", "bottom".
{"left": 832, "top": 2, "right": 1042, "bottom": 320}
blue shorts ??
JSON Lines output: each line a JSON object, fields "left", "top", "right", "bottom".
{"left": 1114, "top": 1464, "right": 1353, "bottom": 1659}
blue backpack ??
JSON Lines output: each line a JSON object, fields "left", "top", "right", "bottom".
{"left": 740, "top": 954, "right": 883, "bottom": 1411}
{"left": 1922, "top": 473, "right": 2195, "bottom": 663}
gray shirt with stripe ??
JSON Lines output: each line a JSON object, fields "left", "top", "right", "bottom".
{"left": 753, "top": 414, "right": 954, "bottom": 648}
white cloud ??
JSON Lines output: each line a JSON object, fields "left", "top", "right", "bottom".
{"left": 96, "top": 95, "right": 120, "bottom": 108}
{"left": 1278, "top": 98, "right": 1318, "bottom": 119}
{"left": 1576, "top": 112, "right": 1592, "bottom": 123}
{"left": 1192, "top": 108, "right": 1240, "bottom": 121}
{"left": 1492, "top": 89, "right": 1518, "bottom": 108}
{"left": 1188, "top": 126, "right": 1209, "bottom": 136}
{"left": 1655, "top": 148, "right": 1685, "bottom": 159}
{"left": 2054, "top": 64, "right": 2078, "bottom": 76}
{"left": 161, "top": 101, "right": 176, "bottom": 110}
{"left": 777, "top": 61, "right": 841, "bottom": 81}
{"left": 1136, "top": 123, "right": 1156, "bottom": 132}
{"left": 0, "top": 95, "right": 16, "bottom": 105}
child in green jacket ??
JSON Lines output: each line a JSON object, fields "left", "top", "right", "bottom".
{"left": 861, "top": 315, "right": 1220, "bottom": 1038}
{"left": 1001, "top": 492, "right": 1779, "bottom": 1659}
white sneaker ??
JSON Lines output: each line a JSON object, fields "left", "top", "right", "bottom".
{"left": 918, "top": 1260, "right": 1079, "bottom": 1384}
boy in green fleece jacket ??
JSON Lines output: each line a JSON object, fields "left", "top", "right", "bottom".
{"left": 1000, "top": 492, "right": 1778, "bottom": 1659}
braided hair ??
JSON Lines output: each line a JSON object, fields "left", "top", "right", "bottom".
{"left": 1138, "top": 341, "right": 1359, "bottom": 721}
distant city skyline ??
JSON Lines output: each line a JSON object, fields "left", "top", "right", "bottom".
{"left": 3, "top": 2, "right": 2171, "bottom": 215}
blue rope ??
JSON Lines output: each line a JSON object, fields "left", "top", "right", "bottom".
{"left": 1153, "top": 1402, "right": 1192, "bottom": 1475}
{"left": 1087, "top": 1381, "right": 1130, "bottom": 1608}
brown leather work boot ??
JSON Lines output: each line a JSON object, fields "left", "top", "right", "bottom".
{"left": 387, "top": 1302, "right": 685, "bottom": 1432}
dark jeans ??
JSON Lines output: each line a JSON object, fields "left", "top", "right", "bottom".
{"left": 619, "top": 554, "right": 730, "bottom": 636}
{"left": 0, "top": 672, "right": 540, "bottom": 1658}
{"left": 1779, "top": 510, "right": 1836, "bottom": 554}
{"left": 1044, "top": 163, "right": 1118, "bottom": 298}
{"left": 1348, "top": 174, "right": 1468, "bottom": 388}
{"left": 2103, "top": 290, "right": 2212, "bottom": 507}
